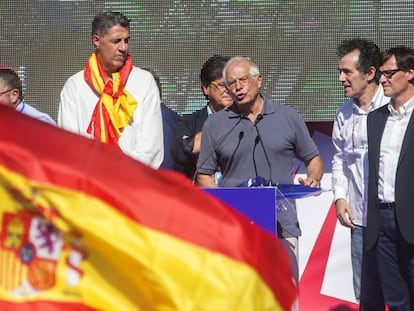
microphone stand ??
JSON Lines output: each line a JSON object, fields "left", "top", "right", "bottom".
{"left": 228, "top": 131, "right": 244, "bottom": 169}
{"left": 252, "top": 135, "right": 260, "bottom": 178}
{"left": 254, "top": 114, "right": 273, "bottom": 185}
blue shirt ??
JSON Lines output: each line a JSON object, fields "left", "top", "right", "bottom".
{"left": 17, "top": 100, "right": 56, "bottom": 125}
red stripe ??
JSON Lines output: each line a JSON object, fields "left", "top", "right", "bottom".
{"left": 299, "top": 203, "right": 358, "bottom": 310}
{"left": 0, "top": 301, "right": 97, "bottom": 311}
{"left": 0, "top": 107, "right": 295, "bottom": 309}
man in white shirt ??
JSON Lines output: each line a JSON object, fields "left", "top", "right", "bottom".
{"left": 332, "top": 38, "right": 387, "bottom": 310}
{"left": 58, "top": 11, "right": 163, "bottom": 168}
{"left": 367, "top": 46, "right": 414, "bottom": 310}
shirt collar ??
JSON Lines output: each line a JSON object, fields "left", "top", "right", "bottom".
{"left": 351, "top": 84, "right": 386, "bottom": 114}
{"left": 388, "top": 95, "right": 414, "bottom": 117}
{"left": 225, "top": 96, "right": 275, "bottom": 118}
{"left": 206, "top": 104, "right": 213, "bottom": 116}
{"left": 16, "top": 100, "right": 25, "bottom": 113}
{"left": 369, "top": 84, "right": 386, "bottom": 111}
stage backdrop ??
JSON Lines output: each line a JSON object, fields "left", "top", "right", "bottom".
{"left": 1, "top": 1, "right": 414, "bottom": 122}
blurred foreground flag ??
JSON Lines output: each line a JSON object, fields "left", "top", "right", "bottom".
{"left": 0, "top": 106, "right": 296, "bottom": 311}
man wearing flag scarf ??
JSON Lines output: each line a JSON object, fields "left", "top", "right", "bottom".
{"left": 58, "top": 11, "right": 163, "bottom": 168}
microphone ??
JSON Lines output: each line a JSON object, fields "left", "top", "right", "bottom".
{"left": 252, "top": 134, "right": 260, "bottom": 177}
{"left": 192, "top": 115, "right": 243, "bottom": 184}
{"left": 254, "top": 114, "right": 273, "bottom": 185}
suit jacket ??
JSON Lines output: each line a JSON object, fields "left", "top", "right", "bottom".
{"left": 366, "top": 104, "right": 414, "bottom": 249}
{"left": 171, "top": 106, "right": 209, "bottom": 179}
{"left": 159, "top": 103, "right": 184, "bottom": 172}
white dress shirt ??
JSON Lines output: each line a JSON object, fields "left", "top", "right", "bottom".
{"left": 332, "top": 85, "right": 389, "bottom": 226}
{"left": 17, "top": 100, "right": 56, "bottom": 125}
{"left": 378, "top": 96, "right": 414, "bottom": 203}
{"left": 58, "top": 67, "right": 163, "bottom": 169}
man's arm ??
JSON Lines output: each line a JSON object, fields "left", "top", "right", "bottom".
{"left": 298, "top": 155, "right": 324, "bottom": 187}
{"left": 197, "top": 173, "right": 217, "bottom": 188}
{"left": 335, "top": 198, "right": 355, "bottom": 228}
{"left": 171, "top": 115, "right": 199, "bottom": 165}
{"left": 58, "top": 75, "right": 81, "bottom": 134}
{"left": 192, "top": 131, "right": 202, "bottom": 154}
{"left": 331, "top": 108, "right": 354, "bottom": 227}
{"left": 120, "top": 74, "right": 164, "bottom": 168}
{"left": 196, "top": 115, "right": 219, "bottom": 187}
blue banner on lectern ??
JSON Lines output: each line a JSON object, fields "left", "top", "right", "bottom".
{"left": 203, "top": 187, "right": 277, "bottom": 235}
{"left": 238, "top": 177, "right": 322, "bottom": 199}
{"left": 204, "top": 183, "right": 322, "bottom": 235}
{"left": 274, "top": 184, "right": 322, "bottom": 199}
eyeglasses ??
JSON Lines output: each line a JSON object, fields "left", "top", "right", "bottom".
{"left": 0, "top": 89, "right": 13, "bottom": 96}
{"left": 226, "top": 75, "right": 254, "bottom": 90}
{"left": 377, "top": 69, "right": 401, "bottom": 79}
{"left": 210, "top": 80, "right": 227, "bottom": 92}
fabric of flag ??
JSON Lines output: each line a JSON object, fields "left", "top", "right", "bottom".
{"left": 0, "top": 106, "right": 296, "bottom": 311}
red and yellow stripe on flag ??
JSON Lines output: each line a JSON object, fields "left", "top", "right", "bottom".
{"left": 0, "top": 106, "right": 296, "bottom": 310}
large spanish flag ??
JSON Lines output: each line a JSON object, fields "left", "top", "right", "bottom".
{"left": 0, "top": 106, "right": 296, "bottom": 310}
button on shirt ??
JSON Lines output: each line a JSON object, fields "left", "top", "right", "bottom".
{"left": 378, "top": 96, "right": 414, "bottom": 203}
{"left": 332, "top": 86, "right": 389, "bottom": 226}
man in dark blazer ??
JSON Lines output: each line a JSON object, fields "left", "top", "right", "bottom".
{"left": 172, "top": 55, "right": 233, "bottom": 180}
{"left": 367, "top": 46, "right": 414, "bottom": 310}
{"left": 141, "top": 67, "right": 184, "bottom": 172}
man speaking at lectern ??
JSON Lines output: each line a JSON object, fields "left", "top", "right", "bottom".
{"left": 196, "top": 56, "right": 323, "bottom": 259}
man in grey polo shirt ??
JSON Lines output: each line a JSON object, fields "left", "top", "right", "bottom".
{"left": 196, "top": 56, "right": 323, "bottom": 260}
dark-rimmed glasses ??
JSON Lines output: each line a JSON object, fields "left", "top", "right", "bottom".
{"left": 210, "top": 81, "right": 227, "bottom": 92}
{"left": 377, "top": 69, "right": 401, "bottom": 79}
{"left": 0, "top": 89, "right": 13, "bottom": 96}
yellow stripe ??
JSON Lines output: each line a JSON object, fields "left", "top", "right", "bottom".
{"left": 0, "top": 167, "right": 283, "bottom": 310}
{"left": 88, "top": 53, "right": 104, "bottom": 93}
{"left": 98, "top": 103, "right": 107, "bottom": 143}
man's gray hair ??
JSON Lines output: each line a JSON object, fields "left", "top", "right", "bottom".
{"left": 91, "top": 11, "right": 130, "bottom": 37}
{"left": 222, "top": 56, "right": 260, "bottom": 82}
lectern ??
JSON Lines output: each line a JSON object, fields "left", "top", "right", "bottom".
{"left": 203, "top": 187, "right": 278, "bottom": 235}
{"left": 204, "top": 184, "right": 321, "bottom": 235}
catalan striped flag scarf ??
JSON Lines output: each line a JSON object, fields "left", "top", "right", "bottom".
{"left": 84, "top": 52, "right": 137, "bottom": 146}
